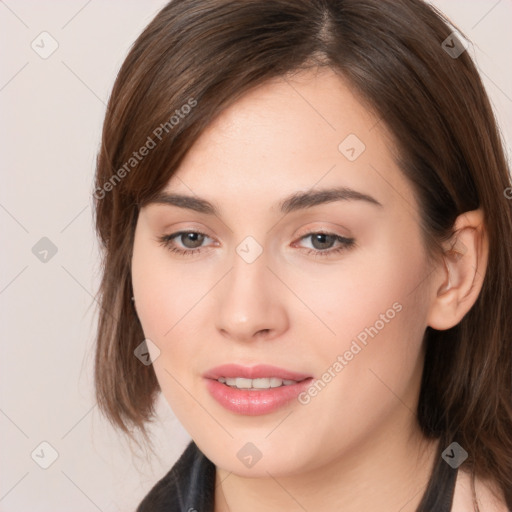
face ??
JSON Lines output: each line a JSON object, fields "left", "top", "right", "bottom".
{"left": 131, "top": 67, "right": 437, "bottom": 477}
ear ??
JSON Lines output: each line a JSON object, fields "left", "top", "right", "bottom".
{"left": 426, "top": 209, "right": 488, "bottom": 330}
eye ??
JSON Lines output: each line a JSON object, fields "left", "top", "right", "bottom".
{"left": 157, "top": 230, "right": 356, "bottom": 258}
{"left": 157, "top": 230, "right": 213, "bottom": 256}
{"left": 293, "top": 232, "right": 356, "bottom": 257}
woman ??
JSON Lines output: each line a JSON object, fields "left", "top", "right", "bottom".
{"left": 92, "top": 0, "right": 512, "bottom": 510}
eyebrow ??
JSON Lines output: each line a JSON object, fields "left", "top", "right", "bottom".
{"left": 146, "top": 186, "right": 382, "bottom": 215}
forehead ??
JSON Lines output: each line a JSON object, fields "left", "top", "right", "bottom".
{"left": 157, "top": 68, "right": 416, "bottom": 217}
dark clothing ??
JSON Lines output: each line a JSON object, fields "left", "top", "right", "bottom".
{"left": 137, "top": 441, "right": 215, "bottom": 512}
{"left": 136, "top": 440, "right": 458, "bottom": 511}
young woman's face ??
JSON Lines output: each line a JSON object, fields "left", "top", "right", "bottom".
{"left": 131, "top": 68, "right": 439, "bottom": 476}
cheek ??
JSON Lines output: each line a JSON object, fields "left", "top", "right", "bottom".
{"left": 131, "top": 230, "right": 211, "bottom": 340}
{"left": 131, "top": 237, "right": 205, "bottom": 416}
{"left": 308, "top": 236, "right": 430, "bottom": 413}
{"left": 293, "top": 230, "right": 430, "bottom": 409}
{"left": 290, "top": 228, "right": 429, "bottom": 356}
{"left": 131, "top": 232, "right": 219, "bottom": 412}
{"left": 302, "top": 292, "right": 427, "bottom": 462}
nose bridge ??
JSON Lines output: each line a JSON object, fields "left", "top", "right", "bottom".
{"left": 214, "top": 235, "right": 287, "bottom": 340}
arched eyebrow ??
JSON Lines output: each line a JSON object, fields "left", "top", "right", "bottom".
{"left": 279, "top": 187, "right": 382, "bottom": 213}
{"left": 146, "top": 186, "right": 382, "bottom": 215}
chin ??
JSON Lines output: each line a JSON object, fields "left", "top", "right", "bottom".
{"left": 195, "top": 434, "right": 319, "bottom": 478}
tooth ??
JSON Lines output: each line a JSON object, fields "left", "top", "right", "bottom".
{"left": 270, "top": 377, "right": 283, "bottom": 388}
{"left": 252, "top": 378, "right": 272, "bottom": 389}
{"left": 220, "top": 377, "right": 298, "bottom": 389}
{"left": 235, "top": 377, "right": 253, "bottom": 389}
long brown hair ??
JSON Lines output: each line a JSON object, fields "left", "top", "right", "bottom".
{"left": 93, "top": 0, "right": 512, "bottom": 505}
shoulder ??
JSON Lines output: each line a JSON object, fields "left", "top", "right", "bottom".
{"left": 451, "top": 468, "right": 509, "bottom": 512}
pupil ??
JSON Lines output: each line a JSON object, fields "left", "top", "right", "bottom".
{"left": 312, "top": 233, "right": 334, "bottom": 250}
{"left": 183, "top": 233, "right": 204, "bottom": 248}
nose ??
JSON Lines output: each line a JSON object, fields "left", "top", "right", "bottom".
{"left": 214, "top": 246, "right": 289, "bottom": 343}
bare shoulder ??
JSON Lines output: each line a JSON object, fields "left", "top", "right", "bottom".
{"left": 452, "top": 468, "right": 509, "bottom": 512}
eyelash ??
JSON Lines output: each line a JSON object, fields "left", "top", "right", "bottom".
{"left": 157, "top": 230, "right": 356, "bottom": 258}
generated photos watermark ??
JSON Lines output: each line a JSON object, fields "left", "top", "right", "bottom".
{"left": 298, "top": 301, "right": 403, "bottom": 405}
{"left": 94, "top": 97, "right": 197, "bottom": 200}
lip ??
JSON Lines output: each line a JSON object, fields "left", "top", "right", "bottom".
{"left": 203, "top": 364, "right": 312, "bottom": 381}
{"left": 203, "top": 364, "right": 314, "bottom": 416}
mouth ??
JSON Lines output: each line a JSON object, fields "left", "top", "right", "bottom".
{"left": 203, "top": 364, "right": 314, "bottom": 415}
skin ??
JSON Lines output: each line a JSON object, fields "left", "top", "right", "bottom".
{"left": 131, "top": 67, "right": 495, "bottom": 511}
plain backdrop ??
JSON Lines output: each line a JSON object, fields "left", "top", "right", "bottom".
{"left": 1, "top": 1, "right": 511, "bottom": 511}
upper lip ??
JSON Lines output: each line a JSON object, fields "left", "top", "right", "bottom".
{"left": 203, "top": 364, "right": 312, "bottom": 381}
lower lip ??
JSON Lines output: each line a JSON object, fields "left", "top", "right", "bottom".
{"left": 205, "top": 378, "right": 314, "bottom": 415}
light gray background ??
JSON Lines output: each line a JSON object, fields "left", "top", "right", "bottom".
{"left": 1, "top": 1, "right": 511, "bottom": 511}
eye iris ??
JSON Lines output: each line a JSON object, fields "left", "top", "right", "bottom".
{"left": 311, "top": 233, "right": 334, "bottom": 250}
{"left": 182, "top": 232, "right": 204, "bottom": 249}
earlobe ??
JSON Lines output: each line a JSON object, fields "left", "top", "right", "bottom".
{"left": 427, "top": 209, "right": 488, "bottom": 330}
